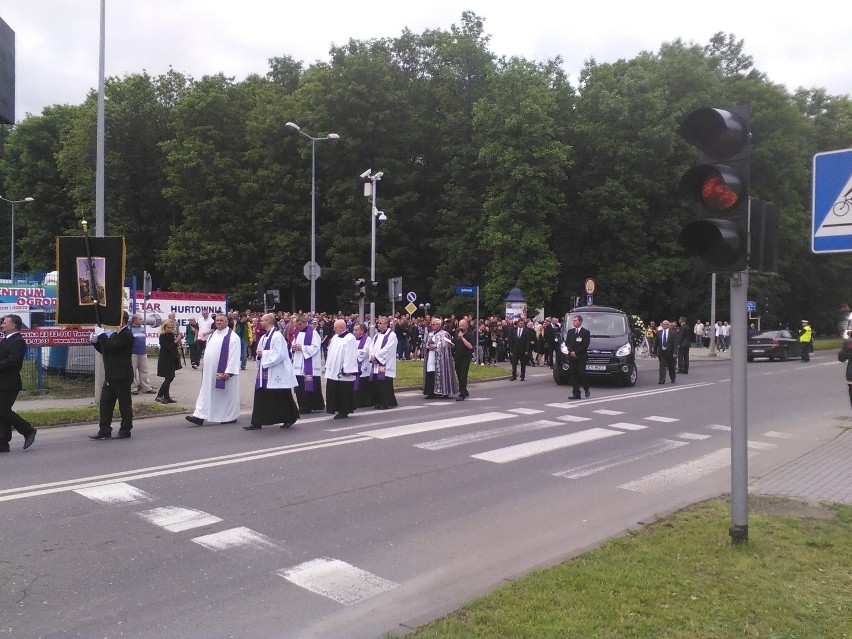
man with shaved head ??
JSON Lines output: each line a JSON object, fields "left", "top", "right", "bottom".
{"left": 324, "top": 319, "right": 358, "bottom": 419}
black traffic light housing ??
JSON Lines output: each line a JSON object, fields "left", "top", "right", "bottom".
{"left": 354, "top": 278, "right": 366, "bottom": 300}
{"left": 368, "top": 280, "right": 379, "bottom": 301}
{"left": 677, "top": 106, "right": 751, "bottom": 271}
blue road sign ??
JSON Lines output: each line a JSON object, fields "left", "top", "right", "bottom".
{"left": 812, "top": 148, "right": 852, "bottom": 253}
{"left": 455, "top": 286, "right": 477, "bottom": 296}
{"left": 746, "top": 300, "right": 756, "bottom": 312}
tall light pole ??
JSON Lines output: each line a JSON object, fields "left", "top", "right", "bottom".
{"left": 362, "top": 170, "right": 387, "bottom": 335}
{"left": 1, "top": 196, "right": 35, "bottom": 283}
{"left": 285, "top": 122, "right": 339, "bottom": 316}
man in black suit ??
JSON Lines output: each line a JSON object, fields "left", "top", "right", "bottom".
{"left": 565, "top": 314, "right": 591, "bottom": 399}
{"left": 89, "top": 311, "right": 135, "bottom": 440}
{"left": 655, "top": 319, "right": 677, "bottom": 384}
{"left": 0, "top": 314, "right": 37, "bottom": 453}
{"left": 508, "top": 318, "right": 534, "bottom": 381}
{"left": 543, "top": 317, "right": 560, "bottom": 368}
{"left": 676, "top": 315, "right": 692, "bottom": 374}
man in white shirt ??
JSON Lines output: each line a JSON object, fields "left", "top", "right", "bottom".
{"left": 324, "top": 319, "right": 358, "bottom": 419}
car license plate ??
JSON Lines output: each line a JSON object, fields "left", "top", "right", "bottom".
{"left": 586, "top": 364, "right": 606, "bottom": 371}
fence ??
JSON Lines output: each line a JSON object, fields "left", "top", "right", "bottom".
{"left": 22, "top": 345, "right": 96, "bottom": 392}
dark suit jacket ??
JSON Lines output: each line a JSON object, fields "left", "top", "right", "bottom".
{"left": 94, "top": 326, "right": 134, "bottom": 382}
{"left": 0, "top": 332, "right": 27, "bottom": 392}
{"left": 654, "top": 327, "right": 677, "bottom": 359}
{"left": 508, "top": 327, "right": 535, "bottom": 358}
{"left": 564, "top": 326, "right": 591, "bottom": 362}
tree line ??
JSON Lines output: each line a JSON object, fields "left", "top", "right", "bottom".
{"left": 1, "top": 13, "right": 850, "bottom": 333}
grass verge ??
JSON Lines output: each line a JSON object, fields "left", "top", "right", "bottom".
{"left": 405, "top": 496, "right": 852, "bottom": 639}
{"left": 395, "top": 359, "right": 507, "bottom": 389}
{"left": 17, "top": 401, "right": 185, "bottom": 427}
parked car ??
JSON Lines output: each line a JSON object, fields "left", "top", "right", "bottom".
{"left": 553, "top": 305, "right": 637, "bottom": 387}
{"left": 747, "top": 330, "right": 802, "bottom": 362}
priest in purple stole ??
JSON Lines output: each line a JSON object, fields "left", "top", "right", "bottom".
{"left": 353, "top": 322, "right": 374, "bottom": 408}
{"left": 324, "top": 319, "right": 358, "bottom": 419}
{"left": 292, "top": 315, "right": 325, "bottom": 414}
{"left": 370, "top": 316, "right": 399, "bottom": 409}
{"left": 186, "top": 313, "right": 241, "bottom": 426}
{"left": 245, "top": 313, "right": 299, "bottom": 430}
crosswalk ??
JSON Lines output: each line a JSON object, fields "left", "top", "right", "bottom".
{"left": 67, "top": 393, "right": 790, "bottom": 610}
{"left": 345, "top": 394, "right": 785, "bottom": 497}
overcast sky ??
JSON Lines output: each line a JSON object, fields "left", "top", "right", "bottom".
{"left": 3, "top": 0, "right": 850, "bottom": 123}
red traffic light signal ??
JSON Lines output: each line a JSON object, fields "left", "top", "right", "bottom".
{"left": 677, "top": 106, "right": 751, "bottom": 271}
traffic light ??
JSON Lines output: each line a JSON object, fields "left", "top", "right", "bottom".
{"left": 354, "top": 278, "right": 366, "bottom": 300}
{"left": 368, "top": 280, "right": 379, "bottom": 301}
{"left": 677, "top": 106, "right": 751, "bottom": 271}
{"left": 749, "top": 198, "right": 780, "bottom": 273}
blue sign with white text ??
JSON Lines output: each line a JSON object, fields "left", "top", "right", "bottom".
{"left": 812, "top": 148, "right": 852, "bottom": 253}
{"left": 455, "top": 286, "right": 477, "bottom": 296}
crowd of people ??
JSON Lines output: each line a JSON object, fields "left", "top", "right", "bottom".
{"left": 0, "top": 307, "right": 840, "bottom": 453}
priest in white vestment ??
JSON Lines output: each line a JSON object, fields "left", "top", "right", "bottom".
{"left": 324, "top": 319, "right": 358, "bottom": 419}
{"left": 186, "top": 313, "right": 241, "bottom": 426}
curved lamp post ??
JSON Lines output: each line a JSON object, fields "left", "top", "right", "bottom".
{"left": 285, "top": 122, "right": 339, "bottom": 315}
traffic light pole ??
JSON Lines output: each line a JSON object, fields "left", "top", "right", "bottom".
{"left": 729, "top": 271, "right": 749, "bottom": 544}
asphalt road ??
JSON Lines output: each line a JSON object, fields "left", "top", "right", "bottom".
{"left": 1, "top": 352, "right": 847, "bottom": 638}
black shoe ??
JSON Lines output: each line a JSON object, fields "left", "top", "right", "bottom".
{"left": 23, "top": 429, "right": 37, "bottom": 450}
{"left": 280, "top": 422, "right": 294, "bottom": 429}
{"left": 222, "top": 420, "right": 238, "bottom": 424}
{"left": 185, "top": 415, "right": 204, "bottom": 426}
{"left": 155, "top": 397, "right": 165, "bottom": 403}
{"left": 456, "top": 396, "right": 465, "bottom": 401}
{"left": 333, "top": 413, "right": 349, "bottom": 419}
{"left": 0, "top": 447, "right": 9, "bottom": 453}
{"left": 165, "top": 398, "right": 177, "bottom": 403}
{"left": 584, "top": 389, "right": 590, "bottom": 398}
{"left": 425, "top": 395, "right": 437, "bottom": 399}
{"left": 510, "top": 376, "right": 517, "bottom": 381}
{"left": 243, "top": 424, "right": 262, "bottom": 430}
{"left": 569, "top": 394, "right": 581, "bottom": 399}
{"left": 520, "top": 377, "right": 525, "bottom": 381}
{"left": 115, "top": 431, "right": 131, "bottom": 439}
{"left": 659, "top": 381, "right": 665, "bottom": 384}
{"left": 89, "top": 432, "right": 111, "bottom": 440}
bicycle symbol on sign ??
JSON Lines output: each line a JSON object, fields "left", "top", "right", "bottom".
{"left": 833, "top": 186, "right": 852, "bottom": 217}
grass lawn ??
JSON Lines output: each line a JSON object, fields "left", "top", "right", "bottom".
{"left": 394, "top": 359, "right": 508, "bottom": 389}
{"left": 405, "top": 496, "right": 852, "bottom": 638}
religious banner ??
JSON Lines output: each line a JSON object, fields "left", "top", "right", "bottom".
{"left": 56, "top": 236, "right": 126, "bottom": 326}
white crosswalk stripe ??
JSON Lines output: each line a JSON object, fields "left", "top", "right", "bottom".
{"left": 74, "top": 482, "right": 153, "bottom": 505}
{"left": 192, "top": 527, "right": 280, "bottom": 552}
{"left": 645, "top": 415, "right": 679, "bottom": 423}
{"left": 471, "top": 428, "right": 623, "bottom": 464}
{"left": 361, "top": 412, "right": 513, "bottom": 439}
{"left": 553, "top": 439, "right": 688, "bottom": 479}
{"left": 677, "top": 432, "right": 711, "bottom": 440}
{"left": 618, "top": 448, "right": 732, "bottom": 493}
{"left": 508, "top": 408, "right": 545, "bottom": 415}
{"left": 607, "top": 422, "right": 648, "bottom": 431}
{"left": 557, "top": 415, "right": 592, "bottom": 423}
{"left": 278, "top": 557, "right": 398, "bottom": 606}
{"left": 137, "top": 506, "right": 222, "bottom": 532}
{"left": 593, "top": 409, "right": 624, "bottom": 416}
{"left": 415, "top": 419, "right": 562, "bottom": 451}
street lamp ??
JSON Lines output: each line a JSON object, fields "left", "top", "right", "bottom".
{"left": 1, "top": 195, "right": 35, "bottom": 283}
{"left": 285, "top": 121, "right": 339, "bottom": 315}
{"left": 362, "top": 170, "right": 386, "bottom": 335}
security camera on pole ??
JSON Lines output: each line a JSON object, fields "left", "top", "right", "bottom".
{"left": 362, "top": 169, "right": 387, "bottom": 336}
